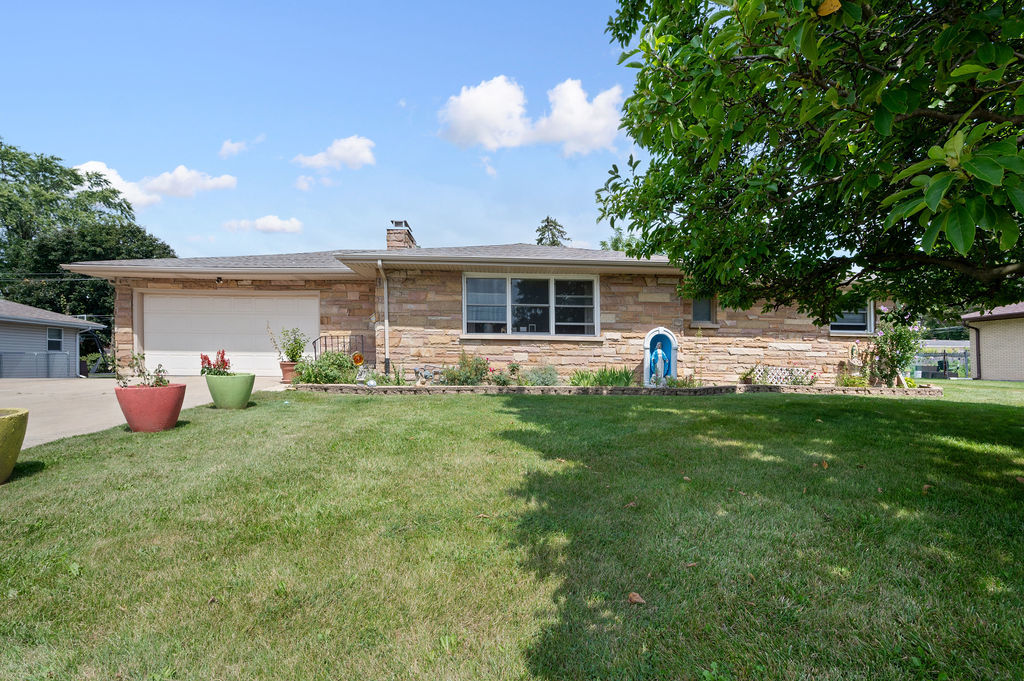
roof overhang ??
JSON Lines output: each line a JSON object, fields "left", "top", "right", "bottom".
{"left": 961, "top": 312, "right": 1024, "bottom": 323}
{"left": 0, "top": 314, "right": 104, "bottom": 331}
{"left": 61, "top": 263, "right": 364, "bottom": 281}
{"left": 337, "top": 254, "right": 680, "bottom": 278}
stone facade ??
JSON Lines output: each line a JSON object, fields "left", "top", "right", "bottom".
{"left": 374, "top": 269, "right": 863, "bottom": 383}
{"left": 112, "top": 277, "right": 375, "bottom": 366}
{"left": 111, "top": 268, "right": 868, "bottom": 383}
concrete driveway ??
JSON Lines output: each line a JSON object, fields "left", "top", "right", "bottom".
{"left": 0, "top": 376, "right": 287, "bottom": 448}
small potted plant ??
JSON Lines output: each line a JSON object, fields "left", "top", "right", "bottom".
{"left": 201, "top": 350, "right": 255, "bottom": 409}
{"left": 268, "top": 325, "right": 310, "bottom": 383}
{"left": 0, "top": 407, "right": 29, "bottom": 484}
{"left": 114, "top": 353, "right": 186, "bottom": 433}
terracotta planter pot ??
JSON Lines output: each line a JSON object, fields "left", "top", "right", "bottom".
{"left": 0, "top": 408, "right": 29, "bottom": 484}
{"left": 114, "top": 384, "right": 187, "bottom": 433}
{"left": 280, "top": 361, "right": 298, "bottom": 383}
{"left": 205, "top": 373, "right": 256, "bottom": 409}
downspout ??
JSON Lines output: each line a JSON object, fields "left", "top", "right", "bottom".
{"left": 963, "top": 322, "right": 981, "bottom": 380}
{"left": 377, "top": 259, "right": 390, "bottom": 374}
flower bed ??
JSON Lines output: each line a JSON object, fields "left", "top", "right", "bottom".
{"left": 294, "top": 383, "right": 942, "bottom": 397}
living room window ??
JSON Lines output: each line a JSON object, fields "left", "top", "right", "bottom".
{"left": 463, "top": 275, "right": 599, "bottom": 336}
{"left": 693, "top": 298, "right": 715, "bottom": 323}
{"left": 830, "top": 304, "right": 874, "bottom": 334}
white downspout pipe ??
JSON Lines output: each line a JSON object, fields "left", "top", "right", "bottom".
{"left": 377, "top": 259, "right": 390, "bottom": 373}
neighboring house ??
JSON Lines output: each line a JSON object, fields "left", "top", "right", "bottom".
{"left": 962, "top": 303, "right": 1024, "bottom": 381}
{"left": 0, "top": 299, "right": 105, "bottom": 378}
{"left": 62, "top": 221, "right": 880, "bottom": 381}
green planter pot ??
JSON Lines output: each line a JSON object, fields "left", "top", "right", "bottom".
{"left": 205, "top": 373, "right": 256, "bottom": 409}
{"left": 0, "top": 408, "right": 29, "bottom": 484}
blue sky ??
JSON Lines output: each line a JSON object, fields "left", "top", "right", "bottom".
{"left": 3, "top": 1, "right": 633, "bottom": 257}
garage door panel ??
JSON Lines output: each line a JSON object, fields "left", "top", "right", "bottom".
{"left": 141, "top": 294, "right": 319, "bottom": 376}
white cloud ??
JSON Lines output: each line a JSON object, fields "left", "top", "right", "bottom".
{"left": 219, "top": 133, "right": 266, "bottom": 158}
{"left": 142, "top": 165, "right": 237, "bottom": 197}
{"left": 532, "top": 80, "right": 623, "bottom": 156}
{"left": 398, "top": 98, "right": 407, "bottom": 108}
{"left": 292, "top": 136, "right": 376, "bottom": 170}
{"left": 76, "top": 162, "right": 237, "bottom": 208}
{"left": 75, "top": 160, "right": 161, "bottom": 207}
{"left": 223, "top": 215, "right": 302, "bottom": 233}
{"left": 440, "top": 75, "right": 530, "bottom": 151}
{"left": 481, "top": 156, "right": 497, "bottom": 176}
{"left": 438, "top": 75, "right": 623, "bottom": 156}
{"left": 219, "top": 139, "right": 247, "bottom": 158}
{"left": 295, "top": 175, "right": 315, "bottom": 191}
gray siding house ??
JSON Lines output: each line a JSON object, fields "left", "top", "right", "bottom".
{"left": 0, "top": 300, "right": 105, "bottom": 378}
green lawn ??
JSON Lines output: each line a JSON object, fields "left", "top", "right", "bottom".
{"left": 1, "top": 383, "right": 1022, "bottom": 680}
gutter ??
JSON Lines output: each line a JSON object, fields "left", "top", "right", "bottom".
{"left": 60, "top": 264, "right": 358, "bottom": 279}
{"left": 963, "top": 321, "right": 982, "bottom": 380}
{"left": 377, "top": 259, "right": 390, "bottom": 374}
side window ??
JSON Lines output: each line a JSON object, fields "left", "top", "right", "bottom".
{"left": 47, "top": 327, "right": 64, "bottom": 351}
{"left": 693, "top": 298, "right": 715, "bottom": 323}
{"left": 830, "top": 306, "right": 872, "bottom": 333}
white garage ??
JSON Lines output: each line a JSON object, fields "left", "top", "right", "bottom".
{"left": 138, "top": 292, "right": 320, "bottom": 376}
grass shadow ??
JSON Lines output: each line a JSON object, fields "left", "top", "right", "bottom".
{"left": 497, "top": 393, "right": 1024, "bottom": 679}
{"left": 2, "top": 460, "right": 45, "bottom": 484}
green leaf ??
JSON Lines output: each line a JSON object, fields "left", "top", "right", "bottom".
{"left": 975, "top": 139, "right": 1017, "bottom": 156}
{"left": 995, "top": 208, "right": 1021, "bottom": 249}
{"left": 996, "top": 155, "right": 1024, "bottom": 174}
{"left": 962, "top": 157, "right": 1004, "bottom": 186}
{"left": 927, "top": 146, "right": 945, "bottom": 160}
{"left": 925, "top": 172, "right": 956, "bottom": 211}
{"left": 893, "top": 158, "right": 940, "bottom": 182}
{"left": 873, "top": 108, "right": 894, "bottom": 136}
{"left": 944, "top": 204, "right": 976, "bottom": 254}
{"left": 950, "top": 64, "right": 990, "bottom": 77}
{"left": 841, "top": 1, "right": 862, "bottom": 21}
{"left": 880, "top": 89, "right": 909, "bottom": 114}
{"left": 977, "top": 43, "right": 996, "bottom": 64}
{"left": 798, "top": 20, "right": 818, "bottom": 64}
{"left": 1007, "top": 185, "right": 1024, "bottom": 215}
{"left": 921, "top": 212, "right": 945, "bottom": 252}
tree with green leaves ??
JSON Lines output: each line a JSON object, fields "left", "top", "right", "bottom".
{"left": 535, "top": 216, "right": 569, "bottom": 246}
{"left": 0, "top": 139, "right": 174, "bottom": 321}
{"left": 599, "top": 0, "right": 1024, "bottom": 323}
{"left": 600, "top": 224, "right": 641, "bottom": 251}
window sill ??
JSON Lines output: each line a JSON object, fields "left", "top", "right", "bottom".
{"left": 829, "top": 329, "right": 875, "bottom": 337}
{"left": 460, "top": 333, "right": 604, "bottom": 343}
{"left": 689, "top": 321, "right": 720, "bottom": 329}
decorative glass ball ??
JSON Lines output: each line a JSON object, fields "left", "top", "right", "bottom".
{"left": 366, "top": 379, "right": 377, "bottom": 388}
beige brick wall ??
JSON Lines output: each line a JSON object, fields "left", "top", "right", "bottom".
{"left": 971, "top": 318, "right": 1024, "bottom": 381}
{"left": 376, "top": 269, "right": 859, "bottom": 383}
{"left": 112, "top": 277, "right": 376, "bottom": 366}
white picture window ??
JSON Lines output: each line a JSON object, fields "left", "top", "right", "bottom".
{"left": 47, "top": 327, "right": 63, "bottom": 351}
{"left": 463, "top": 275, "right": 599, "bottom": 336}
{"left": 830, "top": 304, "right": 874, "bottom": 333}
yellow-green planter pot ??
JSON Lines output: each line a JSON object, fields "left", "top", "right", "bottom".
{"left": 205, "top": 373, "right": 256, "bottom": 409}
{"left": 0, "top": 408, "right": 29, "bottom": 484}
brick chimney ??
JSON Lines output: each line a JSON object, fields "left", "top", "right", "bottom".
{"left": 386, "top": 220, "right": 418, "bottom": 250}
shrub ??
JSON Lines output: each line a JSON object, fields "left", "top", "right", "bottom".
{"left": 870, "top": 305, "right": 923, "bottom": 387}
{"left": 292, "top": 351, "right": 358, "bottom": 384}
{"left": 84, "top": 352, "right": 115, "bottom": 374}
{"left": 521, "top": 365, "right": 559, "bottom": 386}
{"left": 569, "top": 369, "right": 598, "bottom": 386}
{"left": 835, "top": 372, "right": 869, "bottom": 387}
{"left": 115, "top": 353, "right": 168, "bottom": 388}
{"left": 200, "top": 349, "right": 233, "bottom": 376}
{"left": 490, "top": 369, "right": 515, "bottom": 386}
{"left": 665, "top": 374, "right": 702, "bottom": 388}
{"left": 569, "top": 366, "right": 635, "bottom": 386}
{"left": 439, "top": 352, "right": 490, "bottom": 385}
{"left": 594, "top": 366, "right": 636, "bottom": 387}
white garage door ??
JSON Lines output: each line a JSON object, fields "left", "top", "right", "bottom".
{"left": 141, "top": 293, "right": 320, "bottom": 376}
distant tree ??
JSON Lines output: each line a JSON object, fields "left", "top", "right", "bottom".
{"left": 535, "top": 216, "right": 568, "bottom": 247}
{"left": 600, "top": 1, "right": 1024, "bottom": 324}
{"left": 600, "top": 225, "right": 640, "bottom": 252}
{"left": 0, "top": 139, "right": 174, "bottom": 321}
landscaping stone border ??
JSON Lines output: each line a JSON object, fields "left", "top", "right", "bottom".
{"left": 295, "top": 383, "right": 942, "bottom": 397}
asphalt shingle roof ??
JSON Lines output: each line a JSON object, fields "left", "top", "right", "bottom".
{"left": 962, "top": 302, "right": 1024, "bottom": 321}
{"left": 335, "top": 243, "right": 669, "bottom": 263}
{"left": 0, "top": 299, "right": 106, "bottom": 329}
{"left": 68, "top": 250, "right": 352, "bottom": 271}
